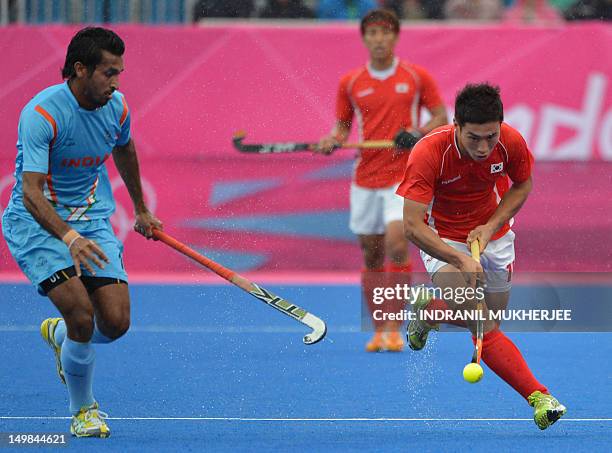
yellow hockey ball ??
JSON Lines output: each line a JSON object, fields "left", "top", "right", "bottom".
{"left": 463, "top": 363, "right": 484, "bottom": 383}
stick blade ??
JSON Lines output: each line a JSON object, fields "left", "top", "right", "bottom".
{"left": 302, "top": 313, "right": 327, "bottom": 345}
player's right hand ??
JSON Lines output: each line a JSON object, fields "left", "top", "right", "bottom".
{"left": 68, "top": 236, "right": 110, "bottom": 277}
{"left": 314, "top": 135, "right": 340, "bottom": 155}
{"left": 457, "top": 254, "right": 484, "bottom": 288}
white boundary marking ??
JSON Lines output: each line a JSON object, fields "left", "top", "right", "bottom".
{"left": 0, "top": 416, "right": 610, "bottom": 422}
{"left": 0, "top": 325, "right": 359, "bottom": 333}
{"left": 0, "top": 325, "right": 607, "bottom": 334}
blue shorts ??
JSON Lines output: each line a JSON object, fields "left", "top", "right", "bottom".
{"left": 2, "top": 212, "right": 128, "bottom": 293}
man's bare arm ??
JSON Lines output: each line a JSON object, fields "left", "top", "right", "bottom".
{"left": 467, "top": 177, "right": 532, "bottom": 251}
{"left": 419, "top": 105, "right": 448, "bottom": 135}
{"left": 403, "top": 198, "right": 467, "bottom": 268}
{"left": 487, "top": 177, "right": 532, "bottom": 232}
{"left": 112, "top": 138, "right": 147, "bottom": 213}
{"left": 403, "top": 198, "right": 482, "bottom": 281}
{"left": 22, "top": 172, "right": 72, "bottom": 239}
{"left": 22, "top": 172, "right": 109, "bottom": 275}
{"left": 112, "top": 138, "right": 162, "bottom": 237}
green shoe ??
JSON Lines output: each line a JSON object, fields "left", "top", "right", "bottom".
{"left": 407, "top": 287, "right": 439, "bottom": 351}
{"left": 70, "top": 402, "right": 110, "bottom": 438}
{"left": 40, "top": 317, "right": 65, "bottom": 385}
{"left": 528, "top": 391, "right": 567, "bottom": 430}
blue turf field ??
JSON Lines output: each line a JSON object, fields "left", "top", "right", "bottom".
{"left": 1, "top": 282, "right": 611, "bottom": 452}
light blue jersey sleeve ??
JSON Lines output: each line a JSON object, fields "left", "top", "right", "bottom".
{"left": 19, "top": 107, "right": 55, "bottom": 174}
{"left": 116, "top": 95, "right": 131, "bottom": 146}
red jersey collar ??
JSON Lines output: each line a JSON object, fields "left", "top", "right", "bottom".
{"left": 452, "top": 127, "right": 463, "bottom": 159}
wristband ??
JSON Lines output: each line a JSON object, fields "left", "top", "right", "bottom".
{"left": 67, "top": 235, "right": 82, "bottom": 250}
{"left": 62, "top": 229, "right": 79, "bottom": 244}
{"left": 62, "top": 229, "right": 82, "bottom": 249}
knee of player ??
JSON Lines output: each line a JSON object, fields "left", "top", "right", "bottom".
{"left": 103, "top": 315, "right": 131, "bottom": 340}
{"left": 65, "top": 310, "right": 95, "bottom": 341}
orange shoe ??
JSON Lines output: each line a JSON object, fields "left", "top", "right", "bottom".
{"left": 385, "top": 330, "right": 404, "bottom": 352}
{"left": 365, "top": 331, "right": 384, "bottom": 352}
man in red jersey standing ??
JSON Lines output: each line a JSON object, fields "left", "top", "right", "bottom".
{"left": 317, "top": 8, "right": 448, "bottom": 352}
{"left": 398, "top": 82, "right": 566, "bottom": 430}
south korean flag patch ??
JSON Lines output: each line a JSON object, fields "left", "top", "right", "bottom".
{"left": 395, "top": 83, "right": 409, "bottom": 93}
{"left": 490, "top": 162, "right": 504, "bottom": 174}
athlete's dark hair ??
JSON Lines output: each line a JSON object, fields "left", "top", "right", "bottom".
{"left": 454, "top": 83, "right": 504, "bottom": 126}
{"left": 360, "top": 8, "right": 400, "bottom": 36}
{"left": 62, "top": 27, "right": 125, "bottom": 80}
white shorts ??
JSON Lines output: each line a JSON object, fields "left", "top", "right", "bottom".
{"left": 421, "top": 230, "right": 515, "bottom": 293}
{"left": 349, "top": 183, "right": 404, "bottom": 235}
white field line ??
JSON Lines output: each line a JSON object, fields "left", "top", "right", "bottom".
{"left": 0, "top": 325, "right": 359, "bottom": 333}
{"left": 0, "top": 416, "right": 610, "bottom": 422}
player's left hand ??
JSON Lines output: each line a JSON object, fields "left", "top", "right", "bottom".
{"left": 467, "top": 224, "right": 496, "bottom": 254}
{"left": 134, "top": 209, "right": 163, "bottom": 240}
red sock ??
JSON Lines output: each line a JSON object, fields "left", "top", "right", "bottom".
{"left": 362, "top": 268, "right": 386, "bottom": 330}
{"left": 386, "top": 262, "right": 412, "bottom": 275}
{"left": 476, "top": 329, "right": 548, "bottom": 399}
{"left": 425, "top": 298, "right": 468, "bottom": 328}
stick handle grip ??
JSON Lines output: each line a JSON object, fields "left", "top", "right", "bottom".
{"left": 342, "top": 140, "right": 395, "bottom": 149}
{"left": 470, "top": 238, "right": 484, "bottom": 364}
{"left": 470, "top": 240, "right": 481, "bottom": 263}
{"left": 152, "top": 229, "right": 235, "bottom": 281}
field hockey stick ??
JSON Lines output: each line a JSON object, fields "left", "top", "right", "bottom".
{"left": 152, "top": 229, "right": 327, "bottom": 345}
{"left": 470, "top": 239, "right": 484, "bottom": 364}
{"left": 232, "top": 131, "right": 394, "bottom": 154}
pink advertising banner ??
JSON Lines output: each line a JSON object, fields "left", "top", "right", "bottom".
{"left": 1, "top": 24, "right": 611, "bottom": 277}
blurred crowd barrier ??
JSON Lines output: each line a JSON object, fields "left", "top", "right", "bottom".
{"left": 0, "top": 0, "right": 610, "bottom": 25}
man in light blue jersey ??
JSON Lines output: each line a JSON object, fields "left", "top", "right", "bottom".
{"left": 1, "top": 27, "right": 162, "bottom": 438}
